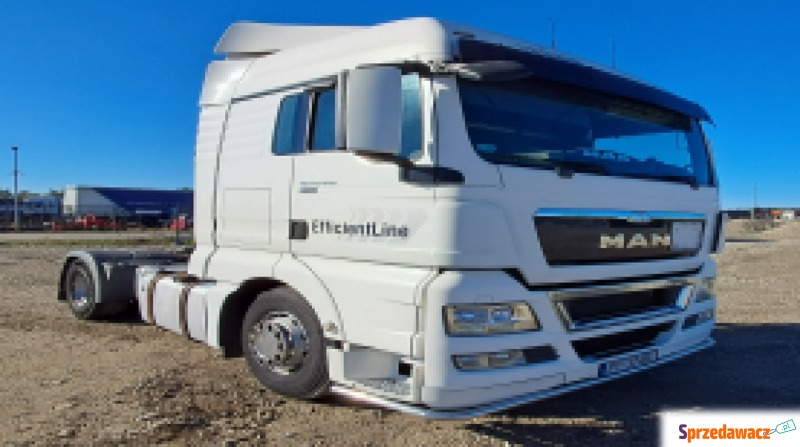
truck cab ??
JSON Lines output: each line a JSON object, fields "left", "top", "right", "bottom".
{"left": 59, "top": 18, "right": 722, "bottom": 417}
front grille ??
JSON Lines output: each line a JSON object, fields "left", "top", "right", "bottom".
{"left": 551, "top": 280, "right": 691, "bottom": 331}
{"left": 572, "top": 322, "right": 675, "bottom": 359}
{"left": 564, "top": 288, "right": 678, "bottom": 323}
{"left": 533, "top": 210, "right": 705, "bottom": 265}
{"left": 523, "top": 346, "right": 559, "bottom": 364}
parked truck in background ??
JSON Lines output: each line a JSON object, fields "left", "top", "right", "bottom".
{"left": 57, "top": 18, "right": 724, "bottom": 418}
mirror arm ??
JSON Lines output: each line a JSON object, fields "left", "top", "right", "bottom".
{"left": 352, "top": 151, "right": 466, "bottom": 185}
{"left": 335, "top": 71, "right": 347, "bottom": 149}
{"left": 352, "top": 150, "right": 413, "bottom": 168}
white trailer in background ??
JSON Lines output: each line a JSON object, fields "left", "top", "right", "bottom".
{"left": 57, "top": 18, "right": 724, "bottom": 417}
{"left": 62, "top": 185, "right": 116, "bottom": 216}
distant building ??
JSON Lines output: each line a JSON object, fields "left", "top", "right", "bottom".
{"left": 0, "top": 196, "right": 61, "bottom": 217}
{"left": 724, "top": 208, "right": 800, "bottom": 220}
{"left": 62, "top": 186, "right": 193, "bottom": 221}
{"left": 724, "top": 210, "right": 752, "bottom": 220}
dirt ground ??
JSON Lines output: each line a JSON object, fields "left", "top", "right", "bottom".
{"left": 1, "top": 222, "right": 798, "bottom": 446}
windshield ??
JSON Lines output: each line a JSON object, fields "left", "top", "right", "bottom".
{"left": 458, "top": 80, "right": 714, "bottom": 186}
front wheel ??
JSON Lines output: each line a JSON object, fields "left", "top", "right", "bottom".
{"left": 242, "top": 287, "right": 330, "bottom": 399}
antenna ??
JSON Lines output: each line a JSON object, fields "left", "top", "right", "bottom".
{"left": 549, "top": 17, "right": 556, "bottom": 49}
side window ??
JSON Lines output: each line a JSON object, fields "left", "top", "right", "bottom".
{"left": 400, "top": 74, "right": 423, "bottom": 159}
{"left": 310, "top": 89, "right": 337, "bottom": 151}
{"left": 273, "top": 74, "right": 423, "bottom": 156}
{"left": 272, "top": 93, "right": 308, "bottom": 155}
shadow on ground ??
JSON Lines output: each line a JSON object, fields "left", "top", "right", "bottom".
{"left": 725, "top": 238, "right": 774, "bottom": 243}
{"left": 461, "top": 323, "right": 800, "bottom": 445}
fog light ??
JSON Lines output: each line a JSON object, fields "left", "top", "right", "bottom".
{"left": 453, "top": 349, "right": 526, "bottom": 371}
{"left": 488, "top": 350, "right": 526, "bottom": 368}
{"left": 453, "top": 354, "right": 484, "bottom": 370}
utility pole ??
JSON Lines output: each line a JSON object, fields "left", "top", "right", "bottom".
{"left": 11, "top": 146, "right": 19, "bottom": 231}
{"left": 752, "top": 181, "right": 758, "bottom": 220}
{"left": 548, "top": 18, "right": 556, "bottom": 49}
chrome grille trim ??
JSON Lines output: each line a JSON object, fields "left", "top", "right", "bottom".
{"left": 549, "top": 277, "right": 696, "bottom": 332}
{"left": 535, "top": 209, "right": 706, "bottom": 221}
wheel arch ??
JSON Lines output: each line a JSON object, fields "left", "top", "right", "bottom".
{"left": 217, "top": 256, "right": 346, "bottom": 358}
{"left": 218, "top": 277, "right": 283, "bottom": 357}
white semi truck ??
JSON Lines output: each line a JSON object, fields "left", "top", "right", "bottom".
{"left": 58, "top": 18, "right": 724, "bottom": 418}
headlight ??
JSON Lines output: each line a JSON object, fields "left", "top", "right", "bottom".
{"left": 694, "top": 278, "right": 715, "bottom": 303}
{"left": 444, "top": 303, "right": 539, "bottom": 335}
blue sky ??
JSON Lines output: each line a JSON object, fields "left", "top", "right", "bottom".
{"left": 1, "top": 0, "right": 797, "bottom": 208}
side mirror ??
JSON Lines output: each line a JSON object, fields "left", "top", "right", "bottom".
{"left": 340, "top": 67, "right": 402, "bottom": 156}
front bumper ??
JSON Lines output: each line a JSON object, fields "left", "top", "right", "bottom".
{"left": 331, "top": 337, "right": 714, "bottom": 419}
{"left": 329, "top": 265, "right": 716, "bottom": 417}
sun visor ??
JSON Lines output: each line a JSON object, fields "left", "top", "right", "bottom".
{"left": 457, "top": 39, "right": 711, "bottom": 122}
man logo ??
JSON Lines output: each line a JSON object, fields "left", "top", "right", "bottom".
{"left": 599, "top": 233, "right": 671, "bottom": 249}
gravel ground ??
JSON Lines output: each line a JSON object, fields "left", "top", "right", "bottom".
{"left": 1, "top": 222, "right": 798, "bottom": 446}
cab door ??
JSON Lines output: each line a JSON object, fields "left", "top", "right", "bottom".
{"left": 288, "top": 75, "right": 436, "bottom": 356}
{"left": 289, "top": 76, "right": 436, "bottom": 265}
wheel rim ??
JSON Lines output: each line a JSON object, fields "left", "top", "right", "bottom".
{"left": 67, "top": 268, "right": 92, "bottom": 311}
{"left": 247, "top": 312, "right": 309, "bottom": 375}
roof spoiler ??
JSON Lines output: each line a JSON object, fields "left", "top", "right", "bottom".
{"left": 215, "top": 22, "right": 364, "bottom": 56}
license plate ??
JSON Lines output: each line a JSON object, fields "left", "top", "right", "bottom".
{"left": 671, "top": 221, "right": 703, "bottom": 251}
{"left": 598, "top": 348, "right": 658, "bottom": 377}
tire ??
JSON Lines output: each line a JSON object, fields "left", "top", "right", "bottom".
{"left": 63, "top": 260, "right": 128, "bottom": 320}
{"left": 242, "top": 287, "right": 330, "bottom": 399}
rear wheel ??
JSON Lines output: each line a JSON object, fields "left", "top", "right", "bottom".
{"left": 63, "top": 260, "right": 127, "bottom": 320}
{"left": 242, "top": 287, "right": 330, "bottom": 399}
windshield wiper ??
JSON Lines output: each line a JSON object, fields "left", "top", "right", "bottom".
{"left": 482, "top": 153, "right": 544, "bottom": 166}
{"left": 627, "top": 174, "right": 700, "bottom": 189}
{"left": 666, "top": 175, "right": 700, "bottom": 189}
{"left": 482, "top": 153, "right": 608, "bottom": 178}
{"left": 485, "top": 152, "right": 701, "bottom": 187}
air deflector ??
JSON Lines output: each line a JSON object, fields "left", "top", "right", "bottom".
{"left": 457, "top": 39, "right": 710, "bottom": 121}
